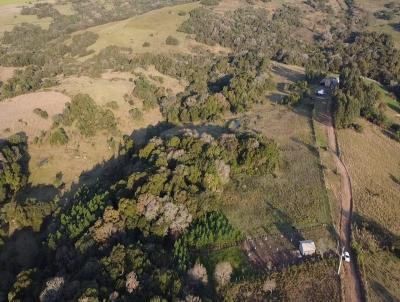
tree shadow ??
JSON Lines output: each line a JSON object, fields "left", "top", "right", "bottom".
{"left": 272, "top": 63, "right": 306, "bottom": 83}
{"left": 15, "top": 184, "right": 59, "bottom": 203}
{"left": 266, "top": 202, "right": 305, "bottom": 248}
{"left": 371, "top": 281, "right": 400, "bottom": 302}
{"left": 352, "top": 212, "right": 397, "bottom": 252}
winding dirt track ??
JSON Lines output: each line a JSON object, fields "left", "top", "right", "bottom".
{"left": 320, "top": 96, "right": 363, "bottom": 302}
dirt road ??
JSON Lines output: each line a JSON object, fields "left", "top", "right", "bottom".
{"left": 317, "top": 96, "right": 363, "bottom": 302}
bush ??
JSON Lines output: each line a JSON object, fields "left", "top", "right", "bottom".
{"left": 142, "top": 42, "right": 151, "bottom": 47}
{"left": 129, "top": 108, "right": 144, "bottom": 121}
{"left": 49, "top": 128, "right": 69, "bottom": 145}
{"left": 105, "top": 101, "right": 119, "bottom": 110}
{"left": 33, "top": 108, "right": 48, "bottom": 119}
{"left": 166, "top": 36, "right": 180, "bottom": 46}
{"left": 58, "top": 94, "right": 117, "bottom": 137}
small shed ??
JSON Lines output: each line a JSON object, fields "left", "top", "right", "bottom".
{"left": 299, "top": 240, "right": 316, "bottom": 256}
{"left": 320, "top": 77, "right": 339, "bottom": 88}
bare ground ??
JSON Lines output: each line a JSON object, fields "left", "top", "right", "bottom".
{"left": 0, "top": 91, "right": 70, "bottom": 139}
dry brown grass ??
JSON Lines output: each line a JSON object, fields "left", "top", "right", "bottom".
{"left": 0, "top": 91, "right": 70, "bottom": 139}
{"left": 338, "top": 120, "right": 400, "bottom": 236}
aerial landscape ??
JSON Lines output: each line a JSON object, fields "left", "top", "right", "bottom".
{"left": 0, "top": 0, "right": 399, "bottom": 301}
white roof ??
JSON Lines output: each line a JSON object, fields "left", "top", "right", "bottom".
{"left": 299, "top": 240, "right": 316, "bottom": 251}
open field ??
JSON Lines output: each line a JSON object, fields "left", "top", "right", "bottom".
{"left": 0, "top": 2, "right": 52, "bottom": 34}
{"left": 338, "top": 120, "right": 400, "bottom": 300}
{"left": 0, "top": 91, "right": 70, "bottom": 139}
{"left": 338, "top": 120, "right": 400, "bottom": 235}
{"left": 363, "top": 250, "right": 400, "bottom": 301}
{"left": 222, "top": 102, "right": 332, "bottom": 237}
{"left": 80, "top": 2, "right": 228, "bottom": 56}
{"left": 28, "top": 72, "right": 165, "bottom": 187}
{"left": 361, "top": 0, "right": 400, "bottom": 47}
{"left": 226, "top": 258, "right": 340, "bottom": 301}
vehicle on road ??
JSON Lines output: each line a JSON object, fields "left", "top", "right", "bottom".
{"left": 343, "top": 251, "right": 351, "bottom": 263}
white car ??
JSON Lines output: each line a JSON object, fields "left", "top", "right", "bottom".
{"left": 343, "top": 251, "right": 351, "bottom": 263}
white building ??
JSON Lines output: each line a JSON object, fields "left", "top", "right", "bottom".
{"left": 299, "top": 240, "right": 316, "bottom": 256}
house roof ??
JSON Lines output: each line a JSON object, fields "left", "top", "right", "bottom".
{"left": 299, "top": 240, "right": 316, "bottom": 251}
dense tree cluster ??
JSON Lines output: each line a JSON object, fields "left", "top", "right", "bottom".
{"left": 179, "top": 6, "right": 307, "bottom": 64}
{"left": 174, "top": 211, "right": 243, "bottom": 271}
{"left": 54, "top": 94, "right": 117, "bottom": 137}
{"left": 333, "top": 66, "right": 381, "bottom": 128}
{"left": 0, "top": 133, "right": 29, "bottom": 204}
{"left": 161, "top": 53, "right": 274, "bottom": 122}
{"left": 0, "top": 128, "right": 279, "bottom": 300}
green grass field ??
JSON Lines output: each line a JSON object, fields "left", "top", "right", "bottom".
{"left": 221, "top": 103, "right": 332, "bottom": 237}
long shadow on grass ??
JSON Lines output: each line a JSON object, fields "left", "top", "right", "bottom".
{"left": 371, "top": 281, "right": 400, "bottom": 302}
{"left": 353, "top": 213, "right": 399, "bottom": 256}
{"left": 266, "top": 202, "right": 305, "bottom": 248}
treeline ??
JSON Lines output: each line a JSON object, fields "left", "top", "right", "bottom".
{"left": 0, "top": 128, "right": 279, "bottom": 301}
{"left": 179, "top": 6, "right": 307, "bottom": 65}
{"left": 0, "top": 133, "right": 29, "bottom": 205}
{"left": 333, "top": 66, "right": 383, "bottom": 129}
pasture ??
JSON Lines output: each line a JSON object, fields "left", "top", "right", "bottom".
{"left": 79, "top": 2, "right": 228, "bottom": 56}
{"left": 338, "top": 120, "right": 400, "bottom": 236}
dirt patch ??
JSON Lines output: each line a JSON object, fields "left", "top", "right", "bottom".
{"left": 0, "top": 91, "right": 70, "bottom": 140}
{"left": 0, "top": 66, "right": 16, "bottom": 82}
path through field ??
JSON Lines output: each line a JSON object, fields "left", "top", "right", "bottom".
{"left": 316, "top": 94, "right": 363, "bottom": 302}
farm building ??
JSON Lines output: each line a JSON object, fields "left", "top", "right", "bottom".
{"left": 299, "top": 240, "right": 316, "bottom": 256}
{"left": 320, "top": 76, "right": 339, "bottom": 88}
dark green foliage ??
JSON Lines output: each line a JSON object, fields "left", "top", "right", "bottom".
{"left": 165, "top": 35, "right": 179, "bottom": 46}
{"left": 2, "top": 199, "right": 55, "bottom": 232}
{"left": 0, "top": 66, "right": 57, "bottom": 100}
{"left": 49, "top": 128, "right": 69, "bottom": 146}
{"left": 179, "top": 6, "right": 305, "bottom": 64}
{"left": 333, "top": 66, "right": 382, "bottom": 128}
{"left": 58, "top": 188, "right": 109, "bottom": 240}
{"left": 57, "top": 94, "right": 117, "bottom": 137}
{"left": 161, "top": 53, "right": 274, "bottom": 122}
{"left": 133, "top": 76, "right": 165, "bottom": 110}
{"left": 0, "top": 133, "right": 29, "bottom": 204}
{"left": 282, "top": 81, "right": 310, "bottom": 106}
{"left": 174, "top": 211, "right": 243, "bottom": 271}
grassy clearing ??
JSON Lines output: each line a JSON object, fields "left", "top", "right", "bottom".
{"left": 28, "top": 73, "right": 164, "bottom": 187}
{"left": 226, "top": 258, "right": 340, "bottom": 301}
{"left": 312, "top": 99, "right": 342, "bottom": 235}
{"left": 81, "top": 2, "right": 217, "bottom": 56}
{"left": 222, "top": 102, "right": 332, "bottom": 237}
{"left": 361, "top": 0, "right": 400, "bottom": 47}
{"left": 0, "top": 0, "right": 31, "bottom": 6}
{"left": 338, "top": 120, "right": 400, "bottom": 300}
{"left": 0, "top": 5, "right": 52, "bottom": 34}
{"left": 338, "top": 120, "right": 400, "bottom": 235}
{"left": 363, "top": 250, "right": 400, "bottom": 301}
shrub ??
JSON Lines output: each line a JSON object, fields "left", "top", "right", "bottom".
{"left": 49, "top": 128, "right": 69, "bottom": 145}
{"left": 142, "top": 42, "right": 151, "bottom": 47}
{"left": 105, "top": 101, "right": 119, "bottom": 110}
{"left": 33, "top": 108, "right": 48, "bottom": 119}
{"left": 58, "top": 94, "right": 117, "bottom": 136}
{"left": 129, "top": 108, "right": 144, "bottom": 121}
{"left": 166, "top": 36, "right": 180, "bottom": 46}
